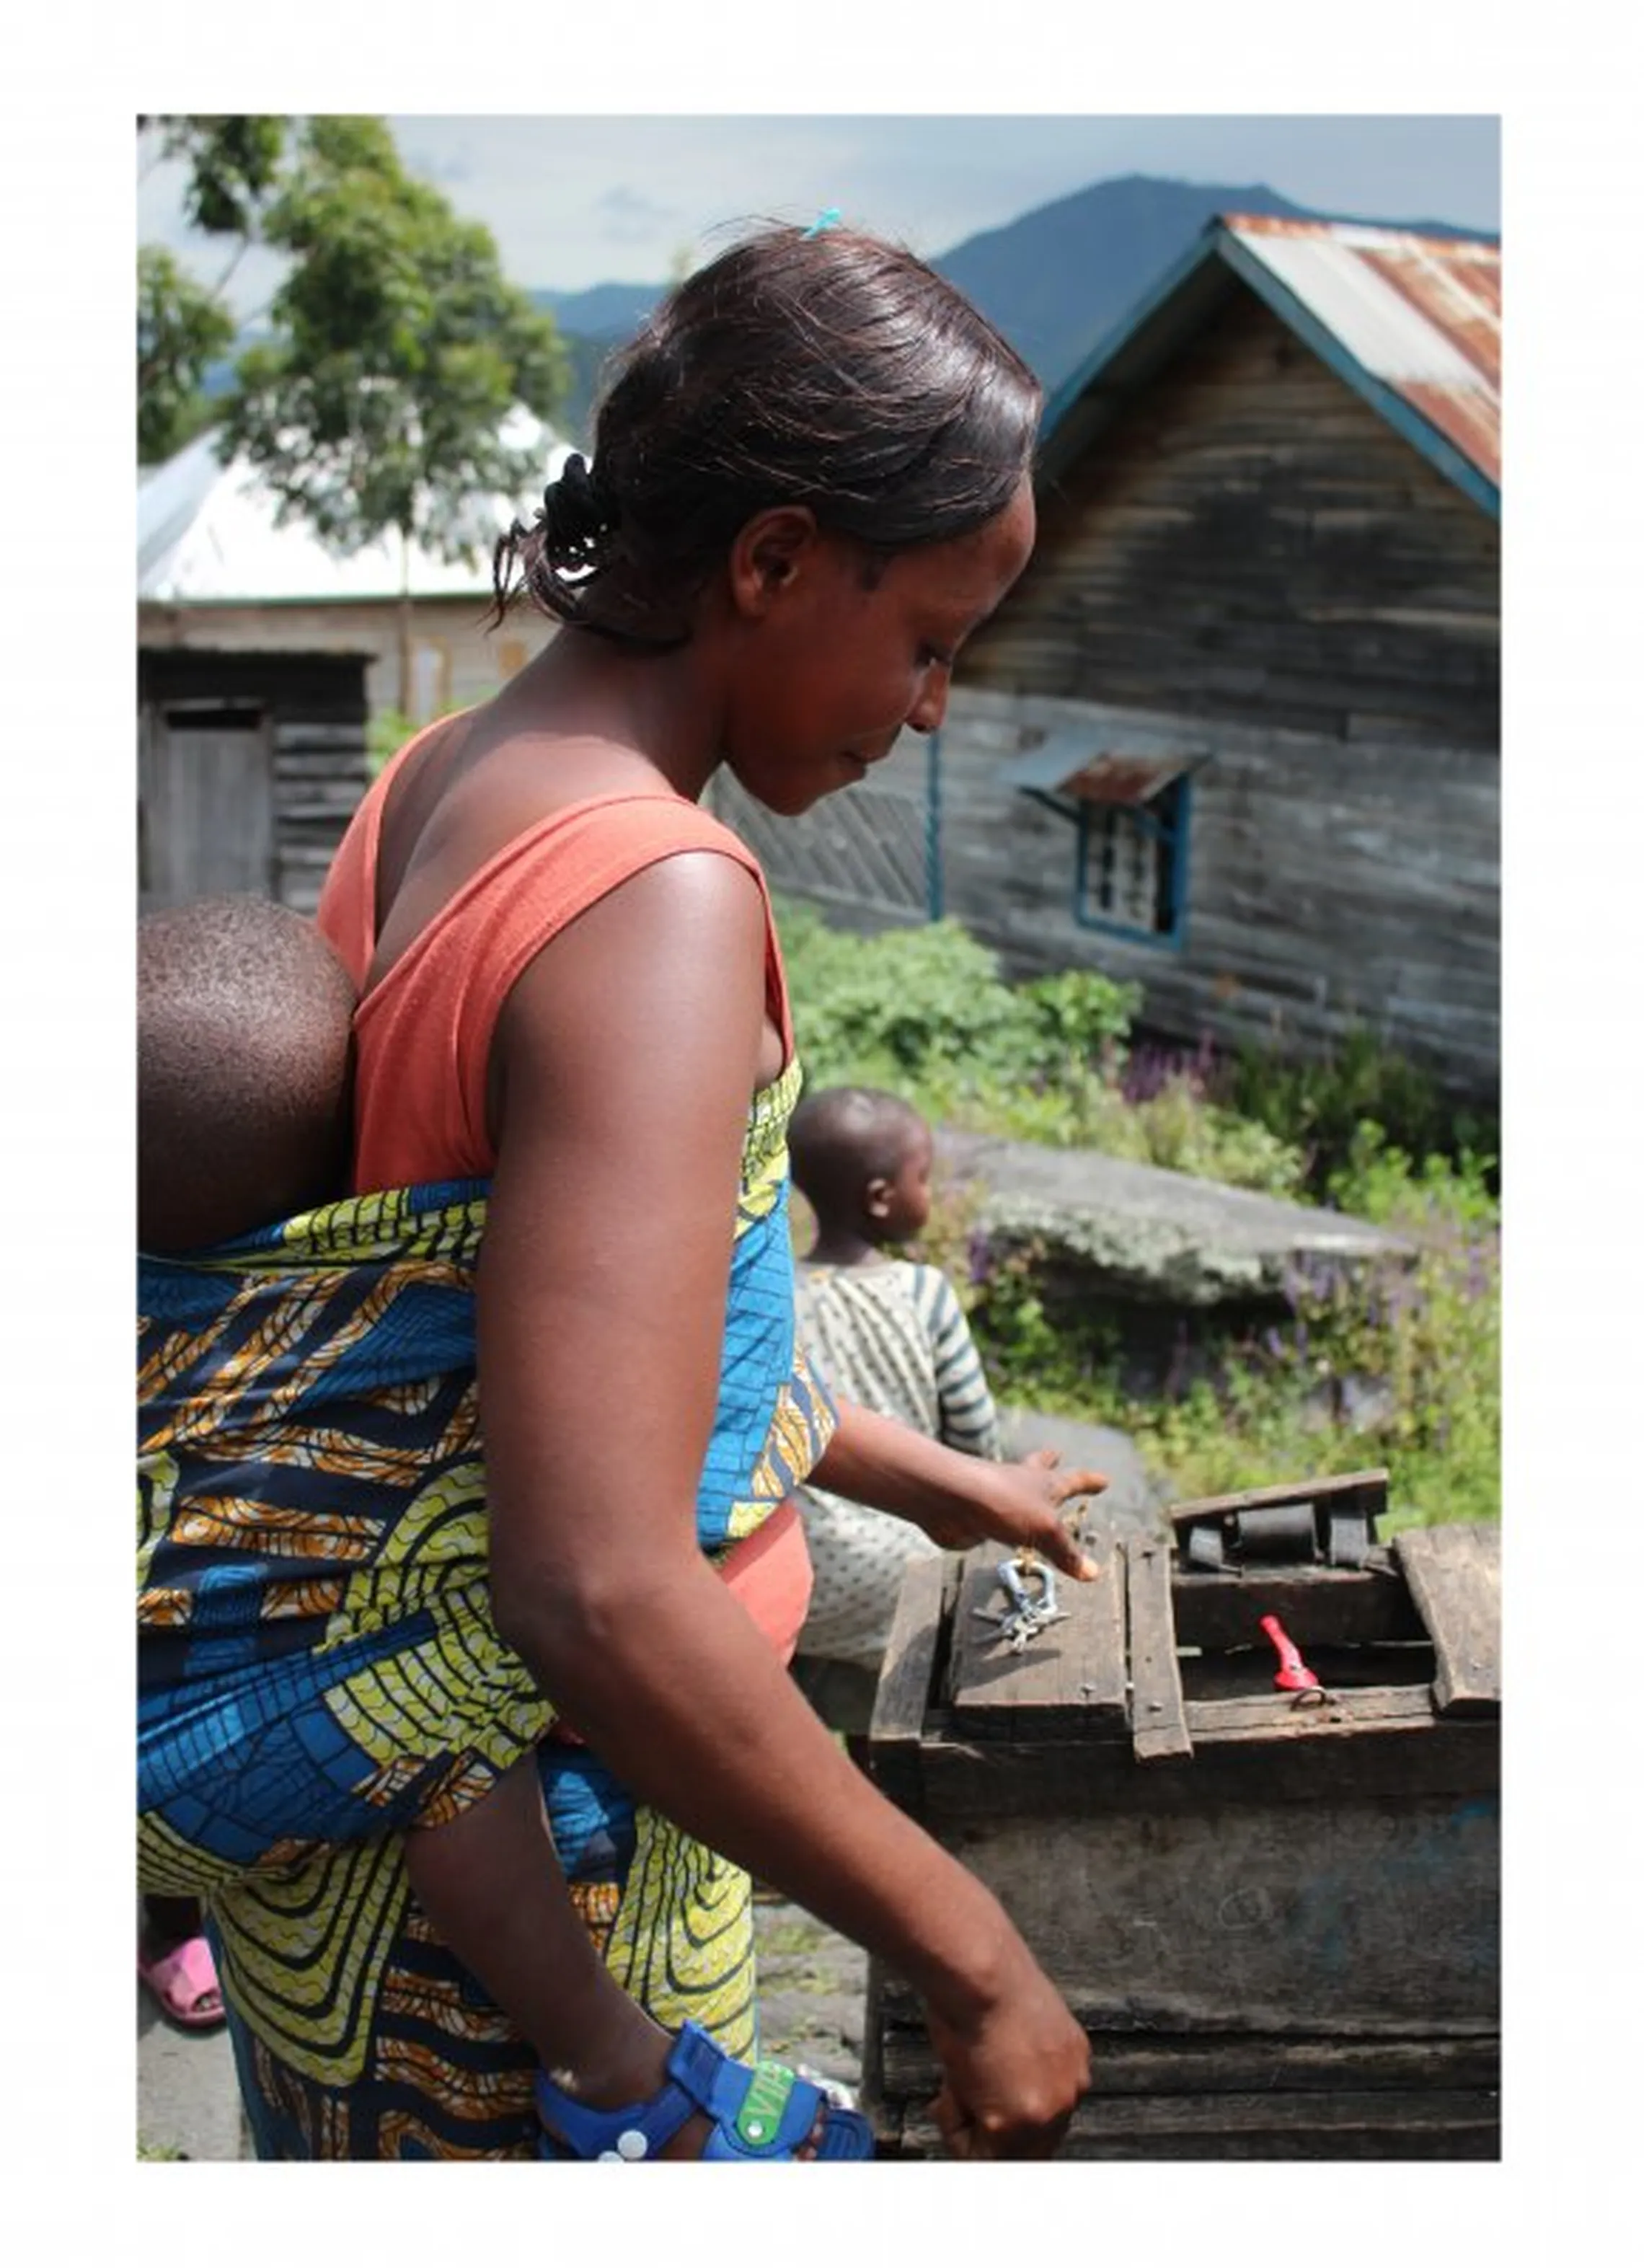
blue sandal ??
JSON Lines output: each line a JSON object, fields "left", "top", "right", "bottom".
{"left": 534, "top": 2020, "right": 875, "bottom": 2160}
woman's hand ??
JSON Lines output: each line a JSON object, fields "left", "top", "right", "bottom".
{"left": 810, "top": 1406, "right": 1106, "bottom": 1583}
{"left": 923, "top": 1940, "right": 1092, "bottom": 2158}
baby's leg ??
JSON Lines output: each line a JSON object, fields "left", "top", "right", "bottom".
{"left": 405, "top": 1755, "right": 677, "bottom": 2111}
{"left": 405, "top": 1759, "right": 842, "bottom": 2161}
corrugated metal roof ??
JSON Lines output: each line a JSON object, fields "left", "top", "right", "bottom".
{"left": 1002, "top": 725, "right": 1211, "bottom": 805}
{"left": 1221, "top": 215, "right": 1500, "bottom": 487}
{"left": 137, "top": 406, "right": 576, "bottom": 604}
{"left": 1038, "top": 213, "right": 1500, "bottom": 513}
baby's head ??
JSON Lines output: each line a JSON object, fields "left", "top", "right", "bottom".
{"left": 787, "top": 1085, "right": 934, "bottom": 1250}
{"left": 138, "top": 896, "right": 357, "bottom": 1256}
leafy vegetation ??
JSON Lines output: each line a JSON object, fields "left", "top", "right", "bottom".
{"left": 137, "top": 115, "right": 292, "bottom": 463}
{"left": 779, "top": 902, "right": 1499, "bottom": 1529}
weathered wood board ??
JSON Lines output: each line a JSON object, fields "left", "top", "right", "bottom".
{"left": 884, "top": 2084, "right": 1500, "bottom": 2161}
{"left": 1124, "top": 1533, "right": 1193, "bottom": 1760}
{"left": 1394, "top": 1522, "right": 1501, "bottom": 1714}
{"left": 944, "top": 1530, "right": 1127, "bottom": 1737}
{"left": 876, "top": 1796, "right": 1499, "bottom": 2035}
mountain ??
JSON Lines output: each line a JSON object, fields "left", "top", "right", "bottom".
{"left": 936, "top": 172, "right": 1495, "bottom": 394}
{"left": 531, "top": 281, "right": 658, "bottom": 338}
{"left": 536, "top": 173, "right": 1497, "bottom": 443}
{"left": 934, "top": 174, "right": 1320, "bottom": 396}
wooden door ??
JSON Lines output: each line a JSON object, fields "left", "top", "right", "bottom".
{"left": 139, "top": 700, "right": 275, "bottom": 909}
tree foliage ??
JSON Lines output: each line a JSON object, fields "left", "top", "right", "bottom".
{"left": 136, "top": 115, "right": 290, "bottom": 462}
{"left": 138, "top": 245, "right": 236, "bottom": 462}
{"left": 137, "top": 115, "right": 569, "bottom": 551}
{"left": 218, "top": 117, "right": 567, "bottom": 561}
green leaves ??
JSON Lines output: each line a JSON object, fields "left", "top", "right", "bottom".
{"left": 137, "top": 246, "right": 236, "bottom": 462}
{"left": 220, "top": 117, "right": 567, "bottom": 562}
{"left": 154, "top": 114, "right": 287, "bottom": 239}
{"left": 138, "top": 114, "right": 568, "bottom": 550}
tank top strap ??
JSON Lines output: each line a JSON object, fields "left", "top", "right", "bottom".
{"left": 317, "top": 714, "right": 456, "bottom": 989}
{"left": 322, "top": 769, "right": 792, "bottom": 1189}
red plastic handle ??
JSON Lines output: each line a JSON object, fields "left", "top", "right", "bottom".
{"left": 1260, "top": 1612, "right": 1320, "bottom": 1692}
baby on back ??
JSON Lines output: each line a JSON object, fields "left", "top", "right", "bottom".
{"left": 138, "top": 895, "right": 356, "bottom": 1255}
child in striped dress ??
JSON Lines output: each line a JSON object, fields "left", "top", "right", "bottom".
{"left": 788, "top": 1087, "right": 1002, "bottom": 1749}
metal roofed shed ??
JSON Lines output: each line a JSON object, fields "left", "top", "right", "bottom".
{"left": 1038, "top": 214, "right": 1500, "bottom": 518}
{"left": 138, "top": 407, "right": 578, "bottom": 911}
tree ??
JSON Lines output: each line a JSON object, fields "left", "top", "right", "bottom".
{"left": 136, "top": 115, "right": 289, "bottom": 462}
{"left": 218, "top": 117, "right": 569, "bottom": 712}
{"left": 138, "top": 247, "right": 236, "bottom": 462}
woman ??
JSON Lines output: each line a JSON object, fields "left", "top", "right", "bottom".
{"left": 170, "top": 221, "right": 1100, "bottom": 2160}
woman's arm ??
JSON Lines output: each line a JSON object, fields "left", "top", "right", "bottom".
{"left": 477, "top": 849, "right": 1087, "bottom": 2156}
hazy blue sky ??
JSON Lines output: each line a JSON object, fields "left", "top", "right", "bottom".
{"left": 137, "top": 113, "right": 1500, "bottom": 310}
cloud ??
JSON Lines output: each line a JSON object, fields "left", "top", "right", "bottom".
{"left": 594, "top": 183, "right": 679, "bottom": 244}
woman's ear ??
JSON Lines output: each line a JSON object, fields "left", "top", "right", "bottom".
{"left": 727, "top": 506, "right": 821, "bottom": 619}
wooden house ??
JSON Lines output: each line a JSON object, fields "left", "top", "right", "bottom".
{"left": 720, "top": 216, "right": 1501, "bottom": 1096}
{"left": 137, "top": 414, "right": 573, "bottom": 912}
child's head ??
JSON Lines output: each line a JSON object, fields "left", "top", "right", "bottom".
{"left": 788, "top": 1086, "right": 934, "bottom": 1250}
{"left": 493, "top": 221, "right": 1043, "bottom": 657}
{"left": 138, "top": 896, "right": 357, "bottom": 1256}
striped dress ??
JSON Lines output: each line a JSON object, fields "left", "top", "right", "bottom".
{"left": 793, "top": 1259, "right": 1001, "bottom": 1670}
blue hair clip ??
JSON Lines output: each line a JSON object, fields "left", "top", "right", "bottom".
{"left": 801, "top": 206, "right": 842, "bottom": 239}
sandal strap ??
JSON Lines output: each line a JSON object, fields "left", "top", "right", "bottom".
{"left": 666, "top": 2022, "right": 816, "bottom": 2156}
{"left": 534, "top": 2021, "right": 874, "bottom": 2161}
{"left": 533, "top": 2068, "right": 699, "bottom": 2161}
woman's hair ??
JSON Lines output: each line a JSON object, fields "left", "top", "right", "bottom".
{"left": 492, "top": 221, "right": 1043, "bottom": 649}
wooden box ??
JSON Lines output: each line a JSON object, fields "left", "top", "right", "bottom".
{"left": 862, "top": 1477, "right": 1500, "bottom": 2160}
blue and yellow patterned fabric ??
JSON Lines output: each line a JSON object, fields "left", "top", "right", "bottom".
{"left": 138, "top": 1056, "right": 834, "bottom": 2158}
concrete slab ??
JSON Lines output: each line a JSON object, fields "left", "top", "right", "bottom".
{"left": 137, "top": 1966, "right": 249, "bottom": 2161}
{"left": 941, "top": 1126, "right": 1410, "bottom": 1307}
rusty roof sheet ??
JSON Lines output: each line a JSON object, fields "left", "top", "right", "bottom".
{"left": 1221, "top": 214, "right": 1500, "bottom": 487}
{"left": 1003, "top": 728, "right": 1211, "bottom": 806}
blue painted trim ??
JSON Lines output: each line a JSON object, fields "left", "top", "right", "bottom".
{"left": 1216, "top": 235, "right": 1499, "bottom": 521}
{"left": 1169, "top": 769, "right": 1193, "bottom": 950}
{"left": 925, "top": 732, "right": 944, "bottom": 920}
{"left": 1071, "top": 780, "right": 1191, "bottom": 953}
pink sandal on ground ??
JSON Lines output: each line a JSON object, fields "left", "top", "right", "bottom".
{"left": 138, "top": 1933, "right": 226, "bottom": 2031}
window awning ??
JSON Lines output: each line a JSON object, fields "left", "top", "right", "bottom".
{"left": 1002, "top": 729, "right": 1211, "bottom": 817}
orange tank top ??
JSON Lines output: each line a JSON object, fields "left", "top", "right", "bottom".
{"left": 317, "top": 720, "right": 792, "bottom": 1190}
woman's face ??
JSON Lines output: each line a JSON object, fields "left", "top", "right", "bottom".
{"left": 720, "top": 476, "right": 1035, "bottom": 816}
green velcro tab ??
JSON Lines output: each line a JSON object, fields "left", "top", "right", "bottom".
{"left": 735, "top": 2059, "right": 797, "bottom": 2149}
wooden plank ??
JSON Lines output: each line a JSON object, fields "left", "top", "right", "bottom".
{"left": 1394, "top": 1524, "right": 1501, "bottom": 1715}
{"left": 865, "top": 1553, "right": 947, "bottom": 1807}
{"left": 1168, "top": 1469, "right": 1388, "bottom": 1529}
{"left": 1124, "top": 1533, "right": 1193, "bottom": 1762}
{"left": 944, "top": 1530, "right": 1128, "bottom": 1734}
{"left": 872, "top": 1795, "right": 1499, "bottom": 2035}
{"left": 894, "top": 2088, "right": 1499, "bottom": 2160}
{"left": 913, "top": 1717, "right": 1499, "bottom": 1817}
{"left": 1186, "top": 1687, "right": 1438, "bottom": 1742}
{"left": 879, "top": 2027, "right": 1501, "bottom": 2100}
{"left": 1170, "top": 1558, "right": 1423, "bottom": 1653}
